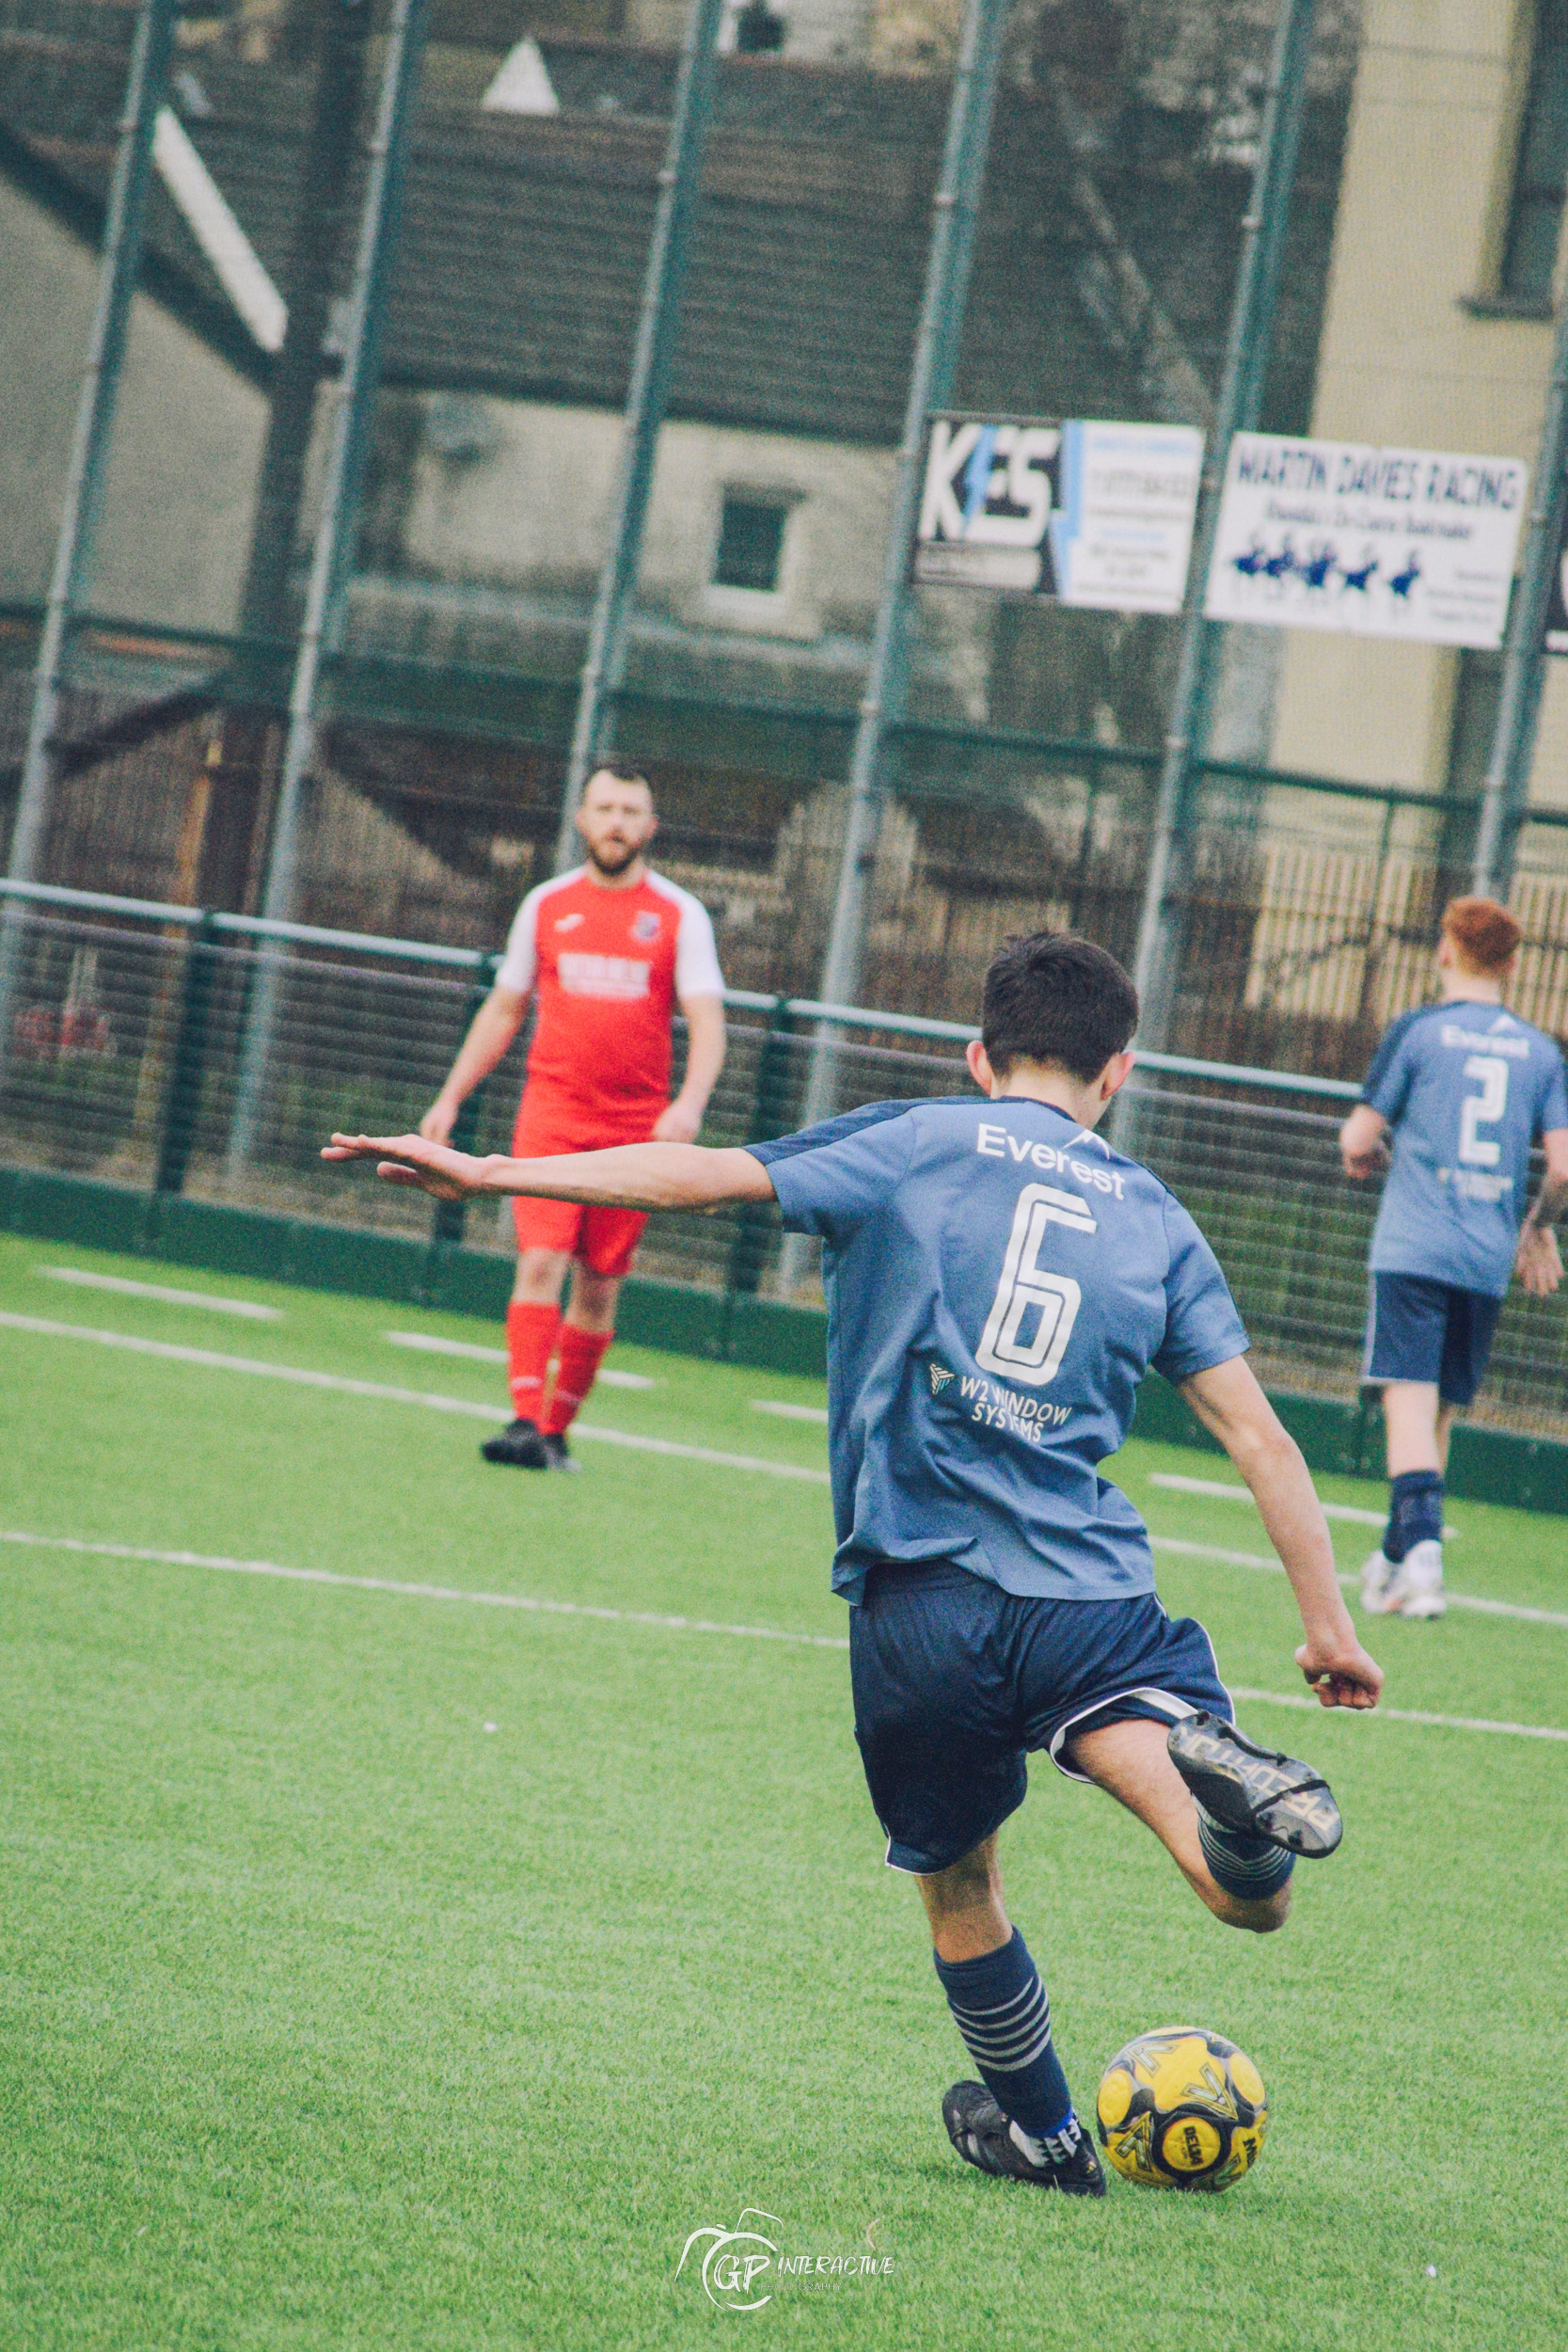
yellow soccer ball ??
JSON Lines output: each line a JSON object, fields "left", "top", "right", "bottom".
{"left": 1096, "top": 2026, "right": 1267, "bottom": 2192}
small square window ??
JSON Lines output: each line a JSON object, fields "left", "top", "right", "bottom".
{"left": 714, "top": 497, "right": 787, "bottom": 593}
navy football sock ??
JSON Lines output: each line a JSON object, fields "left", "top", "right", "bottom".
{"left": 1384, "top": 1469, "right": 1444, "bottom": 1565}
{"left": 934, "top": 1930, "right": 1077, "bottom": 2149}
{"left": 1194, "top": 1803, "right": 1296, "bottom": 1900}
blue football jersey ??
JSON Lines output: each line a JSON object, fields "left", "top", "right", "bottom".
{"left": 750, "top": 1096, "right": 1247, "bottom": 1604}
{"left": 1362, "top": 1002, "right": 1568, "bottom": 1296}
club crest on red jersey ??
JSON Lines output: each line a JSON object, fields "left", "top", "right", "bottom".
{"left": 632, "top": 909, "right": 663, "bottom": 943}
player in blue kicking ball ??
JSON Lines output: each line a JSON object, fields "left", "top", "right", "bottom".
{"left": 325, "top": 930, "right": 1383, "bottom": 2199}
{"left": 1339, "top": 898, "right": 1568, "bottom": 1620}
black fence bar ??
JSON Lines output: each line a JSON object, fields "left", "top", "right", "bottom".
{"left": 3, "top": 888, "right": 1567, "bottom": 1441}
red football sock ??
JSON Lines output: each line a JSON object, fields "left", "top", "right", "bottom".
{"left": 507, "top": 1301, "right": 561, "bottom": 1422}
{"left": 544, "top": 1324, "right": 612, "bottom": 1435}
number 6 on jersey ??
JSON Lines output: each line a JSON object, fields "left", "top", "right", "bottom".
{"left": 976, "top": 1183, "right": 1096, "bottom": 1383}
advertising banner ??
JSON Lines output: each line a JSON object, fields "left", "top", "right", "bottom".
{"left": 1204, "top": 434, "right": 1528, "bottom": 648}
{"left": 911, "top": 415, "right": 1202, "bottom": 613}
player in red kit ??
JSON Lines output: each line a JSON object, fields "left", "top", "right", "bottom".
{"left": 420, "top": 767, "right": 726, "bottom": 1469}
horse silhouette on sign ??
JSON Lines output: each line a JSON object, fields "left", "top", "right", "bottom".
{"left": 1299, "top": 542, "right": 1338, "bottom": 592}
{"left": 1389, "top": 552, "right": 1421, "bottom": 601}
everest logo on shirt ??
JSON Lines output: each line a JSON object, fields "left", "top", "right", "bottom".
{"left": 1439, "top": 1020, "right": 1530, "bottom": 1058}
{"left": 557, "top": 952, "right": 653, "bottom": 999}
{"left": 632, "top": 909, "right": 663, "bottom": 943}
{"left": 553, "top": 910, "right": 585, "bottom": 933}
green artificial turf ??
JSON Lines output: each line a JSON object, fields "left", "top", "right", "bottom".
{"left": 1, "top": 1231, "right": 1564, "bottom": 2349}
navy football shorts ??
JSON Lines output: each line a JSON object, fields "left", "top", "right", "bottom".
{"left": 1362, "top": 1271, "right": 1501, "bottom": 1407}
{"left": 848, "top": 1560, "right": 1232, "bottom": 1876}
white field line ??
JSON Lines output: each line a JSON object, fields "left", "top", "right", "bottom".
{"left": 39, "top": 1266, "right": 281, "bottom": 1320}
{"left": 5, "top": 1311, "right": 1555, "bottom": 1613}
{"left": 1227, "top": 1685, "right": 1568, "bottom": 1742}
{"left": 386, "top": 1329, "right": 508, "bottom": 1364}
{"left": 383, "top": 1330, "right": 655, "bottom": 1387}
{"left": 752, "top": 1399, "right": 831, "bottom": 1424}
{"left": 0, "top": 1531, "right": 847, "bottom": 1649}
{"left": 0, "top": 1313, "right": 828, "bottom": 1486}
{"left": 4, "top": 1527, "right": 1563, "bottom": 1742}
{"left": 1149, "top": 1533, "right": 1568, "bottom": 1629}
{"left": 1149, "top": 1471, "right": 1456, "bottom": 1537}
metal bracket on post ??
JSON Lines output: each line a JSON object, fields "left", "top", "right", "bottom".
{"left": 551, "top": 0, "right": 726, "bottom": 873}
{"left": 793, "top": 0, "right": 1010, "bottom": 1142}
{"left": 226, "top": 0, "right": 432, "bottom": 1175}
{"left": 1127, "top": 0, "right": 1319, "bottom": 1057}
{"left": 1471, "top": 300, "right": 1568, "bottom": 899}
{"left": 0, "top": 0, "right": 179, "bottom": 1089}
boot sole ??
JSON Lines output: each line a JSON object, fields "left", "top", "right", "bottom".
{"left": 1168, "top": 1713, "right": 1343, "bottom": 1859}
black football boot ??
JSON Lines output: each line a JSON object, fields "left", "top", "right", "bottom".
{"left": 1167, "top": 1711, "right": 1343, "bottom": 1857}
{"left": 942, "top": 2084, "right": 1107, "bottom": 2196}
{"left": 480, "top": 1418, "right": 550, "bottom": 1470}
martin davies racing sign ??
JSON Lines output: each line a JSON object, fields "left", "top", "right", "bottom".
{"left": 1204, "top": 434, "right": 1528, "bottom": 648}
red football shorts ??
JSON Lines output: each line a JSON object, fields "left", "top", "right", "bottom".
{"left": 511, "top": 1193, "right": 646, "bottom": 1278}
{"left": 510, "top": 1102, "right": 657, "bottom": 1279}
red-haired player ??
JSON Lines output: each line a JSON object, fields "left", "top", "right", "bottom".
{"left": 420, "top": 766, "right": 725, "bottom": 1469}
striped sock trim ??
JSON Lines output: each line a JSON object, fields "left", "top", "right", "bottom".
{"left": 945, "top": 1977, "right": 1053, "bottom": 2073}
{"left": 1196, "top": 1804, "right": 1295, "bottom": 1899}
{"left": 933, "top": 1931, "right": 1075, "bottom": 2138}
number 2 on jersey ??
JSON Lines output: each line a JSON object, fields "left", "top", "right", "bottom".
{"left": 976, "top": 1183, "right": 1096, "bottom": 1384}
{"left": 1458, "top": 1054, "right": 1509, "bottom": 1168}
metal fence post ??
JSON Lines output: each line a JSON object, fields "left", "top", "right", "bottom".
{"left": 1471, "top": 303, "right": 1568, "bottom": 899}
{"left": 794, "top": 0, "right": 1010, "bottom": 1133}
{"left": 551, "top": 0, "right": 726, "bottom": 873}
{"left": 153, "top": 912, "right": 218, "bottom": 1196}
{"left": 0, "top": 0, "right": 178, "bottom": 1085}
{"left": 429, "top": 956, "right": 499, "bottom": 1252}
{"left": 1128, "top": 0, "right": 1319, "bottom": 1056}
{"left": 226, "top": 0, "right": 431, "bottom": 1174}
{"left": 236, "top": 0, "right": 375, "bottom": 671}
{"left": 727, "top": 995, "right": 793, "bottom": 1296}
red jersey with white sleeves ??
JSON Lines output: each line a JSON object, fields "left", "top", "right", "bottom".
{"left": 497, "top": 866, "right": 724, "bottom": 1142}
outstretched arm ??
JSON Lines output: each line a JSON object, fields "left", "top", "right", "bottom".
{"left": 324, "top": 1131, "right": 775, "bottom": 1211}
{"left": 1178, "top": 1354, "right": 1384, "bottom": 1710}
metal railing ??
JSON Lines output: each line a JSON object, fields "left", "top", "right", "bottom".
{"left": 12, "top": 624, "right": 1568, "bottom": 1090}
{"left": 4, "top": 878, "right": 1567, "bottom": 1441}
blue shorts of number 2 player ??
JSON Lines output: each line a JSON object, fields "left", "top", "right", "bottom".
{"left": 1362, "top": 1271, "right": 1502, "bottom": 1408}
{"left": 851, "top": 1562, "right": 1232, "bottom": 1875}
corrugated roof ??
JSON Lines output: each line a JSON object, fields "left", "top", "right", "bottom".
{"left": 0, "top": 34, "right": 1343, "bottom": 443}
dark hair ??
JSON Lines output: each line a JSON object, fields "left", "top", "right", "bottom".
{"left": 981, "top": 931, "right": 1138, "bottom": 1082}
{"left": 1442, "top": 895, "right": 1520, "bottom": 976}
